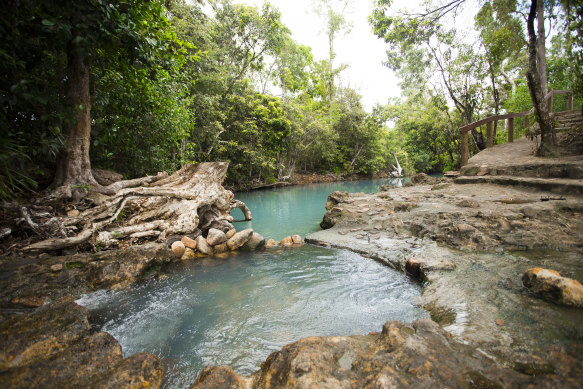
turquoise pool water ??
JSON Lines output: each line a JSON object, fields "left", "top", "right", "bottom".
{"left": 232, "top": 178, "right": 406, "bottom": 240}
{"left": 77, "top": 178, "right": 427, "bottom": 388}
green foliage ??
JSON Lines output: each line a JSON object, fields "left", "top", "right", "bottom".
{"left": 91, "top": 65, "right": 193, "bottom": 177}
{"left": 386, "top": 94, "right": 458, "bottom": 174}
{"left": 0, "top": 135, "right": 38, "bottom": 200}
{"left": 0, "top": 0, "right": 192, "bottom": 191}
{"left": 219, "top": 92, "right": 293, "bottom": 183}
{"left": 6, "top": 0, "right": 579, "bottom": 195}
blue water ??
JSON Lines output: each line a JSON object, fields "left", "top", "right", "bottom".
{"left": 232, "top": 178, "right": 406, "bottom": 240}
{"left": 77, "top": 178, "right": 427, "bottom": 388}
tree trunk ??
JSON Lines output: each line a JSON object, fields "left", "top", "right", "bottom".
{"left": 526, "top": 0, "right": 554, "bottom": 154}
{"left": 53, "top": 40, "right": 98, "bottom": 199}
{"left": 536, "top": 0, "right": 548, "bottom": 97}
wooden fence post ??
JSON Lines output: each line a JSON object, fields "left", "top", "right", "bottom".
{"left": 524, "top": 115, "right": 529, "bottom": 128}
{"left": 568, "top": 93, "right": 574, "bottom": 111}
{"left": 460, "top": 130, "right": 469, "bottom": 166}
{"left": 548, "top": 93, "right": 554, "bottom": 113}
{"left": 508, "top": 117, "right": 514, "bottom": 143}
{"left": 486, "top": 120, "right": 494, "bottom": 148}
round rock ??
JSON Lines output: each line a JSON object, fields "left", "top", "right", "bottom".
{"left": 242, "top": 232, "right": 266, "bottom": 251}
{"left": 280, "top": 236, "right": 293, "bottom": 247}
{"left": 265, "top": 239, "right": 278, "bottom": 248}
{"left": 181, "top": 248, "right": 196, "bottom": 260}
{"left": 207, "top": 228, "right": 227, "bottom": 246}
{"left": 227, "top": 228, "right": 254, "bottom": 250}
{"left": 196, "top": 236, "right": 214, "bottom": 256}
{"left": 171, "top": 241, "right": 186, "bottom": 258}
{"left": 291, "top": 235, "right": 303, "bottom": 244}
{"left": 181, "top": 236, "right": 197, "bottom": 250}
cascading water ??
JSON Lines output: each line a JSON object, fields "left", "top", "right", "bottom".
{"left": 77, "top": 178, "right": 427, "bottom": 388}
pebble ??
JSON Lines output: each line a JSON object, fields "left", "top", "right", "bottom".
{"left": 66, "top": 209, "right": 80, "bottom": 217}
{"left": 50, "top": 264, "right": 63, "bottom": 272}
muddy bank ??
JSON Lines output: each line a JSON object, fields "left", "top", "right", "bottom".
{"left": 194, "top": 180, "right": 583, "bottom": 388}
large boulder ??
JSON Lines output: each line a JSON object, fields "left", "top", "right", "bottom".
{"left": 226, "top": 229, "right": 254, "bottom": 250}
{"left": 522, "top": 268, "right": 583, "bottom": 307}
{"left": 241, "top": 232, "right": 266, "bottom": 251}
{"left": 324, "top": 191, "right": 349, "bottom": 210}
{"left": 320, "top": 207, "right": 343, "bottom": 229}
{"left": 411, "top": 173, "right": 438, "bottom": 185}
{"left": 84, "top": 243, "right": 175, "bottom": 290}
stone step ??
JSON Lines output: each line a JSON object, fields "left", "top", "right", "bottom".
{"left": 554, "top": 128, "right": 583, "bottom": 132}
{"left": 555, "top": 123, "right": 583, "bottom": 128}
{"left": 553, "top": 109, "right": 582, "bottom": 115}
{"left": 460, "top": 162, "right": 583, "bottom": 180}
{"left": 555, "top": 113, "right": 582, "bottom": 118}
{"left": 454, "top": 175, "right": 583, "bottom": 195}
{"left": 555, "top": 118, "right": 583, "bottom": 124}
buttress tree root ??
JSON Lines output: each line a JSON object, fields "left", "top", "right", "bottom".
{"left": 17, "top": 162, "right": 251, "bottom": 254}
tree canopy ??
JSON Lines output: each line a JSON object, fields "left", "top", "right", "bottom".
{"left": 0, "top": 0, "right": 581, "bottom": 200}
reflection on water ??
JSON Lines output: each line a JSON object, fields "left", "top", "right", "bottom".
{"left": 78, "top": 245, "right": 426, "bottom": 388}
{"left": 232, "top": 178, "right": 406, "bottom": 241}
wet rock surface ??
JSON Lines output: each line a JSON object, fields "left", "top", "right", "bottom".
{"left": 297, "top": 180, "right": 583, "bottom": 388}
{"left": 0, "top": 244, "right": 176, "bottom": 388}
{"left": 226, "top": 228, "right": 254, "bottom": 250}
{"left": 194, "top": 319, "right": 582, "bottom": 388}
{"left": 523, "top": 268, "right": 583, "bottom": 307}
{"left": 0, "top": 300, "right": 163, "bottom": 388}
{"left": 0, "top": 243, "right": 174, "bottom": 309}
{"left": 317, "top": 181, "right": 583, "bottom": 252}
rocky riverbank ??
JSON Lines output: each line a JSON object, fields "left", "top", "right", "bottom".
{"left": 194, "top": 177, "right": 583, "bottom": 388}
{"left": 2, "top": 170, "right": 582, "bottom": 388}
{"left": 0, "top": 243, "right": 173, "bottom": 388}
{"left": 0, "top": 221, "right": 296, "bottom": 388}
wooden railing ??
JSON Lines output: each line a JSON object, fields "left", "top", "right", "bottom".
{"left": 459, "top": 90, "right": 575, "bottom": 166}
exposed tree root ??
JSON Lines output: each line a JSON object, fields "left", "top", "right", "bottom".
{"left": 20, "top": 162, "right": 251, "bottom": 254}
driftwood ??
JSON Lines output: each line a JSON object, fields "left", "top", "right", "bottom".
{"left": 22, "top": 162, "right": 251, "bottom": 253}
{"left": 390, "top": 153, "right": 403, "bottom": 177}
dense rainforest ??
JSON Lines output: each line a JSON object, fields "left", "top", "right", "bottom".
{"left": 0, "top": 0, "right": 582, "bottom": 200}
